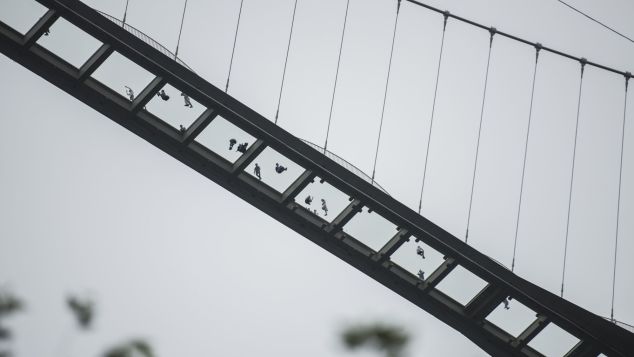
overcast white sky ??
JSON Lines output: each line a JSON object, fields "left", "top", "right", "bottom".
{"left": 1, "top": 0, "right": 633, "bottom": 356}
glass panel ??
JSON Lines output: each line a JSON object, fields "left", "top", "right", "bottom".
{"left": 145, "top": 83, "right": 206, "bottom": 130}
{"left": 528, "top": 323, "right": 579, "bottom": 356}
{"left": 91, "top": 52, "right": 155, "bottom": 102}
{"left": 36, "top": 18, "right": 102, "bottom": 68}
{"left": 435, "top": 266, "right": 488, "bottom": 306}
{"left": 245, "top": 148, "right": 304, "bottom": 193}
{"left": 343, "top": 209, "right": 398, "bottom": 252}
{"left": 195, "top": 116, "right": 255, "bottom": 164}
{"left": 389, "top": 238, "right": 445, "bottom": 280}
{"left": 294, "top": 177, "right": 350, "bottom": 222}
{"left": 0, "top": 0, "right": 48, "bottom": 35}
{"left": 487, "top": 300, "right": 537, "bottom": 337}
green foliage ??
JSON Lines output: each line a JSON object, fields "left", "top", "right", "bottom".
{"left": 67, "top": 295, "right": 94, "bottom": 330}
{"left": 342, "top": 323, "right": 409, "bottom": 357}
{"left": 104, "top": 339, "right": 154, "bottom": 357}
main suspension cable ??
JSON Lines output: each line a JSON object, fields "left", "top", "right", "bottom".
{"left": 371, "top": 0, "right": 402, "bottom": 183}
{"left": 226, "top": 0, "right": 245, "bottom": 93}
{"left": 465, "top": 27, "right": 496, "bottom": 243}
{"left": 511, "top": 43, "right": 542, "bottom": 272}
{"left": 418, "top": 12, "right": 449, "bottom": 214}
{"left": 610, "top": 72, "right": 630, "bottom": 321}
{"left": 561, "top": 58, "right": 587, "bottom": 298}
{"left": 174, "top": 0, "right": 189, "bottom": 58}
{"left": 274, "top": 0, "right": 299, "bottom": 125}
{"left": 323, "top": 0, "right": 351, "bottom": 152}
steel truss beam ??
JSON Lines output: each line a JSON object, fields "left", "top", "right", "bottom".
{"left": 1, "top": 1, "right": 632, "bottom": 355}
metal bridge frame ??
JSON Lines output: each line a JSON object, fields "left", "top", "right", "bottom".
{"left": 0, "top": 0, "right": 632, "bottom": 355}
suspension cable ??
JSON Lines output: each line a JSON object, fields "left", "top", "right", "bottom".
{"left": 122, "top": 0, "right": 130, "bottom": 24}
{"left": 323, "top": 0, "right": 351, "bottom": 152}
{"left": 274, "top": 0, "right": 299, "bottom": 125}
{"left": 610, "top": 72, "right": 630, "bottom": 321}
{"left": 511, "top": 43, "right": 542, "bottom": 272}
{"left": 418, "top": 12, "right": 449, "bottom": 214}
{"left": 174, "top": 0, "right": 189, "bottom": 58}
{"left": 371, "top": 0, "right": 402, "bottom": 183}
{"left": 465, "top": 27, "right": 496, "bottom": 243}
{"left": 226, "top": 0, "right": 245, "bottom": 93}
{"left": 561, "top": 58, "right": 587, "bottom": 298}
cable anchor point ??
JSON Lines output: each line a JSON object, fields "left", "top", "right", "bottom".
{"left": 488, "top": 27, "right": 497, "bottom": 46}
{"left": 534, "top": 42, "right": 542, "bottom": 62}
{"left": 625, "top": 71, "right": 631, "bottom": 91}
{"left": 579, "top": 57, "right": 587, "bottom": 76}
{"left": 397, "top": 0, "right": 401, "bottom": 13}
{"left": 442, "top": 11, "right": 450, "bottom": 30}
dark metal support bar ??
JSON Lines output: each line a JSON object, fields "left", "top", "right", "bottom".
{"left": 231, "top": 139, "right": 266, "bottom": 175}
{"left": 327, "top": 199, "right": 363, "bottom": 233}
{"left": 465, "top": 284, "right": 507, "bottom": 320}
{"left": 78, "top": 43, "right": 113, "bottom": 81}
{"left": 423, "top": 257, "right": 456, "bottom": 290}
{"left": 281, "top": 170, "right": 316, "bottom": 204}
{"left": 182, "top": 108, "right": 218, "bottom": 145}
{"left": 374, "top": 228, "right": 411, "bottom": 262}
{"left": 512, "top": 315, "right": 550, "bottom": 350}
{"left": 23, "top": 9, "right": 59, "bottom": 48}
{"left": 2, "top": 1, "right": 633, "bottom": 355}
{"left": 131, "top": 76, "right": 166, "bottom": 113}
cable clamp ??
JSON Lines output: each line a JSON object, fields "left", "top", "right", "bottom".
{"left": 580, "top": 57, "right": 587, "bottom": 76}
{"left": 489, "top": 27, "right": 496, "bottom": 45}
{"left": 626, "top": 72, "right": 631, "bottom": 91}
{"left": 442, "top": 11, "right": 450, "bottom": 29}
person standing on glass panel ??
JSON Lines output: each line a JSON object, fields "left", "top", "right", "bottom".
{"left": 124, "top": 86, "right": 135, "bottom": 101}
{"left": 321, "top": 199, "right": 328, "bottom": 216}
{"left": 229, "top": 138, "right": 237, "bottom": 150}
{"left": 254, "top": 163, "right": 262, "bottom": 180}
{"left": 237, "top": 143, "right": 248, "bottom": 154}
{"left": 304, "top": 195, "right": 313, "bottom": 205}
{"left": 416, "top": 246, "right": 425, "bottom": 259}
{"left": 417, "top": 270, "right": 425, "bottom": 281}
{"left": 181, "top": 92, "right": 193, "bottom": 108}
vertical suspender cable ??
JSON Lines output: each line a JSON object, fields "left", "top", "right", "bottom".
{"left": 511, "top": 44, "right": 541, "bottom": 272}
{"left": 610, "top": 72, "right": 630, "bottom": 321}
{"left": 226, "top": 0, "right": 245, "bottom": 93}
{"left": 323, "top": 0, "right": 351, "bottom": 152}
{"left": 274, "top": 0, "right": 299, "bottom": 125}
{"left": 371, "top": 0, "right": 402, "bottom": 183}
{"left": 174, "top": 0, "right": 189, "bottom": 58}
{"left": 465, "top": 28, "right": 496, "bottom": 243}
{"left": 122, "top": 0, "right": 130, "bottom": 24}
{"left": 418, "top": 12, "right": 449, "bottom": 214}
{"left": 561, "top": 58, "right": 586, "bottom": 298}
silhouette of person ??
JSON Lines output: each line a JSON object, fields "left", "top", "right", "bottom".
{"left": 321, "top": 199, "right": 328, "bottom": 216}
{"left": 416, "top": 246, "right": 426, "bottom": 259}
{"left": 179, "top": 125, "right": 187, "bottom": 133}
{"left": 181, "top": 92, "right": 193, "bottom": 107}
{"left": 157, "top": 89, "right": 170, "bottom": 101}
{"left": 229, "top": 138, "right": 237, "bottom": 150}
{"left": 417, "top": 270, "right": 425, "bottom": 281}
{"left": 275, "top": 163, "right": 287, "bottom": 173}
{"left": 124, "top": 86, "right": 135, "bottom": 101}
{"left": 237, "top": 143, "right": 248, "bottom": 153}
{"left": 254, "top": 163, "right": 261, "bottom": 180}
{"left": 43, "top": 28, "right": 50, "bottom": 36}
{"left": 503, "top": 298, "right": 510, "bottom": 310}
{"left": 304, "top": 195, "right": 313, "bottom": 205}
